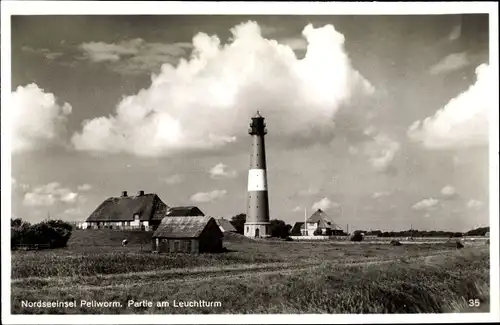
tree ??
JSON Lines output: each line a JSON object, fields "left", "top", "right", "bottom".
{"left": 230, "top": 213, "right": 246, "bottom": 234}
{"left": 11, "top": 219, "right": 73, "bottom": 250}
{"left": 269, "top": 219, "right": 290, "bottom": 238}
{"left": 11, "top": 218, "right": 23, "bottom": 228}
{"left": 465, "top": 227, "right": 489, "bottom": 236}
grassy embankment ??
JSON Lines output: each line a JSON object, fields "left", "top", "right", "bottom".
{"left": 11, "top": 230, "right": 490, "bottom": 314}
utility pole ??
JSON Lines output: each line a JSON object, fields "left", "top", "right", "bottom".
{"left": 304, "top": 206, "right": 307, "bottom": 236}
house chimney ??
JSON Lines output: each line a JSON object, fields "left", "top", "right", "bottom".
{"left": 121, "top": 191, "right": 128, "bottom": 197}
{"left": 137, "top": 190, "right": 145, "bottom": 196}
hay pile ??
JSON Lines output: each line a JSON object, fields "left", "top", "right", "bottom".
{"left": 390, "top": 240, "right": 402, "bottom": 246}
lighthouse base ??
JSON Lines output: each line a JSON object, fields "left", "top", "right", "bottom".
{"left": 244, "top": 222, "right": 271, "bottom": 238}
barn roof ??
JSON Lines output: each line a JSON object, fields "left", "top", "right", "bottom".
{"left": 307, "top": 209, "right": 342, "bottom": 230}
{"left": 153, "top": 216, "right": 216, "bottom": 238}
{"left": 86, "top": 193, "right": 168, "bottom": 222}
{"left": 216, "top": 218, "right": 237, "bottom": 232}
{"left": 165, "top": 206, "right": 205, "bottom": 217}
{"left": 290, "top": 222, "right": 305, "bottom": 235}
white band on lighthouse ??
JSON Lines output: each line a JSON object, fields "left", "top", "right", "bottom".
{"left": 247, "top": 169, "right": 267, "bottom": 191}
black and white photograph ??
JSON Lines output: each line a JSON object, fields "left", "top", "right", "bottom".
{"left": 1, "top": 1, "right": 498, "bottom": 324}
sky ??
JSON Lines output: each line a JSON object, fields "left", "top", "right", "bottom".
{"left": 9, "top": 14, "right": 493, "bottom": 231}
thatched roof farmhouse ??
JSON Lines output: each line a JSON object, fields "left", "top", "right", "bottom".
{"left": 306, "top": 209, "right": 343, "bottom": 235}
{"left": 292, "top": 209, "right": 344, "bottom": 236}
{"left": 86, "top": 190, "right": 168, "bottom": 231}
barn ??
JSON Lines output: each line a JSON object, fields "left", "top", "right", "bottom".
{"left": 165, "top": 206, "right": 205, "bottom": 217}
{"left": 152, "top": 216, "right": 223, "bottom": 253}
{"left": 290, "top": 222, "right": 305, "bottom": 236}
{"left": 86, "top": 191, "right": 168, "bottom": 231}
{"left": 216, "top": 218, "right": 237, "bottom": 233}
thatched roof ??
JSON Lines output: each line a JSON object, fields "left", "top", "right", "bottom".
{"left": 153, "top": 216, "right": 217, "bottom": 238}
{"left": 307, "top": 209, "right": 342, "bottom": 230}
{"left": 216, "top": 218, "right": 237, "bottom": 232}
{"left": 166, "top": 206, "right": 205, "bottom": 217}
{"left": 86, "top": 193, "right": 168, "bottom": 222}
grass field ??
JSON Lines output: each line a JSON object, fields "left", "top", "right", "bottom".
{"left": 11, "top": 230, "right": 490, "bottom": 314}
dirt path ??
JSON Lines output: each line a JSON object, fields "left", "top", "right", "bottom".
{"left": 13, "top": 249, "right": 467, "bottom": 293}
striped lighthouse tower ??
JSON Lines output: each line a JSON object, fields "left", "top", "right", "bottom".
{"left": 244, "top": 111, "right": 271, "bottom": 238}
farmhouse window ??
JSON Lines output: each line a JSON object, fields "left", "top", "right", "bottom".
{"left": 174, "top": 240, "right": 180, "bottom": 252}
{"left": 185, "top": 240, "right": 192, "bottom": 252}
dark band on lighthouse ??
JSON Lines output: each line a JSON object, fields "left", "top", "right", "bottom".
{"left": 245, "top": 111, "right": 270, "bottom": 238}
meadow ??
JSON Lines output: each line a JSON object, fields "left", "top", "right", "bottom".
{"left": 11, "top": 230, "right": 490, "bottom": 314}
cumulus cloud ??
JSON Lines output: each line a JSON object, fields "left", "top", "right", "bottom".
{"left": 190, "top": 189, "right": 227, "bottom": 203}
{"left": 408, "top": 64, "right": 492, "bottom": 149}
{"left": 161, "top": 174, "right": 184, "bottom": 185}
{"left": 11, "top": 178, "right": 30, "bottom": 191}
{"left": 23, "top": 182, "right": 80, "bottom": 207}
{"left": 12, "top": 84, "right": 73, "bottom": 153}
{"left": 292, "top": 206, "right": 302, "bottom": 212}
{"left": 77, "top": 184, "right": 92, "bottom": 191}
{"left": 467, "top": 199, "right": 484, "bottom": 209}
{"left": 280, "top": 37, "right": 308, "bottom": 51}
{"left": 363, "top": 133, "right": 400, "bottom": 172}
{"left": 412, "top": 198, "right": 439, "bottom": 211}
{"left": 372, "top": 191, "right": 391, "bottom": 199}
{"left": 209, "top": 163, "right": 237, "bottom": 179}
{"left": 72, "top": 21, "right": 374, "bottom": 157}
{"left": 23, "top": 192, "right": 57, "bottom": 207}
{"left": 429, "top": 52, "right": 470, "bottom": 75}
{"left": 78, "top": 38, "right": 193, "bottom": 74}
{"left": 312, "top": 197, "right": 339, "bottom": 211}
{"left": 440, "top": 185, "right": 457, "bottom": 199}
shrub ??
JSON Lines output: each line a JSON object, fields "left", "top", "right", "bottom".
{"left": 270, "top": 219, "right": 291, "bottom": 238}
{"left": 313, "top": 228, "right": 322, "bottom": 236}
{"left": 11, "top": 219, "right": 73, "bottom": 250}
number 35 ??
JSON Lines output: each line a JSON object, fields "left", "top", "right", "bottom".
{"left": 468, "top": 299, "right": 480, "bottom": 307}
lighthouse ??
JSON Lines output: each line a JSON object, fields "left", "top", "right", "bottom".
{"left": 245, "top": 111, "right": 271, "bottom": 238}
